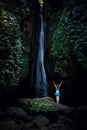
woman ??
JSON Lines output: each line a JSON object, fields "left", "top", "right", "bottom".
{"left": 53, "top": 81, "right": 63, "bottom": 103}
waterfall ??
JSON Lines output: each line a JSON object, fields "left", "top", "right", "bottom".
{"left": 35, "top": 7, "right": 47, "bottom": 97}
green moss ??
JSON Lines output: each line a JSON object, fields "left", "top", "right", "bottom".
{"left": 0, "top": 2, "right": 31, "bottom": 94}
{"left": 50, "top": 8, "right": 76, "bottom": 77}
{"left": 49, "top": 2, "right": 87, "bottom": 77}
{"left": 20, "top": 98, "right": 60, "bottom": 121}
{"left": 22, "top": 99, "right": 58, "bottom": 113}
{"left": 66, "top": 4, "right": 87, "bottom": 70}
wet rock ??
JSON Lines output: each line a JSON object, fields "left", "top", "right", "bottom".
{"left": 57, "top": 115, "right": 74, "bottom": 130}
{"left": 0, "top": 121, "right": 19, "bottom": 130}
{"left": 19, "top": 97, "right": 55, "bottom": 105}
{"left": 22, "top": 121, "right": 35, "bottom": 129}
{"left": 5, "top": 106, "right": 29, "bottom": 120}
{"left": 76, "top": 106, "right": 87, "bottom": 129}
{"left": 41, "top": 126, "right": 49, "bottom": 130}
{"left": 34, "top": 116, "right": 49, "bottom": 127}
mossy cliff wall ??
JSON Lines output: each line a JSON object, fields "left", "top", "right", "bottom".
{"left": 45, "top": 0, "right": 87, "bottom": 106}
{"left": 0, "top": 0, "right": 32, "bottom": 97}
{"left": 45, "top": 0, "right": 87, "bottom": 75}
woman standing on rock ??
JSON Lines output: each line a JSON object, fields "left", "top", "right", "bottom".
{"left": 53, "top": 81, "right": 63, "bottom": 104}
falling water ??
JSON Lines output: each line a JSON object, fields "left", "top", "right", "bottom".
{"left": 35, "top": 7, "right": 47, "bottom": 97}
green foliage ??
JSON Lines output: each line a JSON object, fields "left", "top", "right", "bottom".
{"left": 50, "top": 8, "right": 76, "bottom": 77}
{"left": 0, "top": 4, "right": 30, "bottom": 94}
{"left": 21, "top": 99, "right": 59, "bottom": 115}
{"left": 50, "top": 2, "right": 87, "bottom": 77}
{"left": 65, "top": 4, "right": 87, "bottom": 69}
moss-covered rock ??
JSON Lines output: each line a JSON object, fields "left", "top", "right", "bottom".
{"left": 19, "top": 97, "right": 73, "bottom": 122}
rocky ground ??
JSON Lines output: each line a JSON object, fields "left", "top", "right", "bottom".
{"left": 0, "top": 97, "right": 87, "bottom": 130}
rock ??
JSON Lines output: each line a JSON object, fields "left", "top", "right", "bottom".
{"left": 0, "top": 110, "right": 3, "bottom": 119}
{"left": 22, "top": 121, "right": 35, "bottom": 129}
{"left": 19, "top": 97, "right": 55, "bottom": 105}
{"left": 0, "top": 121, "right": 17, "bottom": 130}
{"left": 34, "top": 116, "right": 49, "bottom": 127}
{"left": 37, "top": 97, "right": 55, "bottom": 102}
{"left": 41, "top": 126, "right": 49, "bottom": 130}
{"left": 21, "top": 128, "right": 40, "bottom": 130}
{"left": 18, "top": 97, "right": 71, "bottom": 112}
{"left": 49, "top": 123, "right": 59, "bottom": 128}
{"left": 5, "top": 106, "right": 29, "bottom": 120}
{"left": 48, "top": 115, "right": 74, "bottom": 130}
{"left": 57, "top": 115, "right": 74, "bottom": 130}
{"left": 18, "top": 97, "right": 73, "bottom": 124}
{"left": 76, "top": 106, "right": 87, "bottom": 129}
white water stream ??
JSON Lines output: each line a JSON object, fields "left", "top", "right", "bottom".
{"left": 35, "top": 7, "right": 47, "bottom": 97}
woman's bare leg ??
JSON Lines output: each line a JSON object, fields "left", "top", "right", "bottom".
{"left": 56, "top": 96, "right": 59, "bottom": 103}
